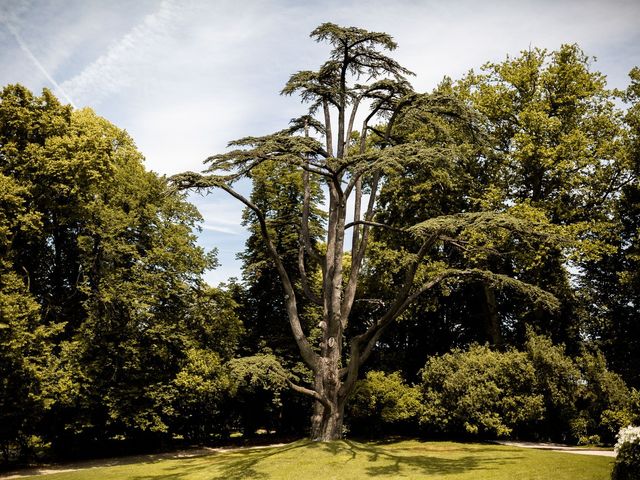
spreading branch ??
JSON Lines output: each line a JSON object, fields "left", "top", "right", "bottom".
{"left": 169, "top": 172, "right": 320, "bottom": 371}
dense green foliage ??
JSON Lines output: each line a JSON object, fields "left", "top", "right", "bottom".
{"left": 423, "top": 335, "right": 634, "bottom": 443}
{"left": 347, "top": 371, "right": 422, "bottom": 435}
{"left": 581, "top": 68, "right": 640, "bottom": 388}
{"left": 226, "top": 354, "right": 290, "bottom": 435}
{"left": 365, "top": 45, "right": 636, "bottom": 381}
{"left": 0, "top": 85, "right": 241, "bottom": 460}
{"left": 348, "top": 333, "right": 635, "bottom": 444}
{"left": 420, "top": 344, "right": 544, "bottom": 438}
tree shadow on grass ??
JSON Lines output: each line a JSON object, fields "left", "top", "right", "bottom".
{"left": 214, "top": 441, "right": 311, "bottom": 479}
{"left": 126, "top": 440, "right": 525, "bottom": 480}
{"left": 128, "top": 440, "right": 311, "bottom": 480}
{"left": 323, "top": 440, "right": 524, "bottom": 478}
{"left": 2, "top": 447, "right": 234, "bottom": 479}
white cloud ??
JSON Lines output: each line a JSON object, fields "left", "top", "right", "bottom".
{"left": 201, "top": 224, "right": 240, "bottom": 235}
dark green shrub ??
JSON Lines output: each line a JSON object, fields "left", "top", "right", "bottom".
{"left": 577, "top": 349, "right": 633, "bottom": 444}
{"left": 420, "top": 344, "right": 544, "bottom": 438}
{"left": 171, "top": 348, "right": 232, "bottom": 440}
{"left": 347, "top": 371, "right": 422, "bottom": 436}
{"left": 524, "top": 332, "right": 581, "bottom": 440}
{"left": 524, "top": 332, "right": 634, "bottom": 444}
{"left": 348, "top": 333, "right": 634, "bottom": 443}
{"left": 227, "top": 354, "right": 290, "bottom": 436}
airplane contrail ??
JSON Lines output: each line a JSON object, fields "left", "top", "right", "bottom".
{"left": 1, "top": 17, "right": 77, "bottom": 108}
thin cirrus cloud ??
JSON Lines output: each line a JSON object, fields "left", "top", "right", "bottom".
{"left": 1, "top": 17, "right": 76, "bottom": 107}
{"left": 201, "top": 224, "right": 241, "bottom": 235}
{"left": 197, "top": 205, "right": 244, "bottom": 236}
{"left": 0, "top": 1, "right": 77, "bottom": 106}
{"left": 60, "top": 0, "right": 186, "bottom": 107}
{"left": 191, "top": 194, "right": 247, "bottom": 235}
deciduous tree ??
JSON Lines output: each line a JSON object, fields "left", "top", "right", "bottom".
{"left": 0, "top": 85, "right": 240, "bottom": 456}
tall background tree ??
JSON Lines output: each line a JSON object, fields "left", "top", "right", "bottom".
{"left": 453, "top": 45, "right": 628, "bottom": 349}
{"left": 0, "top": 85, "right": 241, "bottom": 459}
{"left": 579, "top": 67, "right": 640, "bottom": 388}
{"left": 361, "top": 44, "right": 631, "bottom": 381}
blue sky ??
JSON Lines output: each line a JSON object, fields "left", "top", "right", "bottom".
{"left": 1, "top": 0, "right": 639, "bottom": 285}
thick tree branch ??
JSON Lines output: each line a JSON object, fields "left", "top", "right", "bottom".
{"left": 323, "top": 99, "right": 334, "bottom": 158}
{"left": 344, "top": 96, "right": 362, "bottom": 153}
{"left": 287, "top": 379, "right": 332, "bottom": 411}
{"left": 172, "top": 174, "right": 320, "bottom": 371}
{"left": 356, "top": 269, "right": 467, "bottom": 368}
{"left": 301, "top": 127, "right": 326, "bottom": 265}
{"left": 346, "top": 235, "right": 438, "bottom": 371}
{"left": 340, "top": 103, "right": 394, "bottom": 322}
{"left": 348, "top": 172, "right": 381, "bottom": 284}
{"left": 343, "top": 172, "right": 381, "bottom": 323}
{"left": 298, "top": 244, "right": 323, "bottom": 306}
{"left": 299, "top": 162, "right": 335, "bottom": 177}
{"left": 342, "top": 93, "right": 408, "bottom": 195}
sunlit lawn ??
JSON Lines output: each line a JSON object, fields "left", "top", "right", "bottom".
{"left": 10, "top": 439, "right": 614, "bottom": 480}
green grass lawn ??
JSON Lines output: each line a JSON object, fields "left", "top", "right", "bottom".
{"left": 11, "top": 439, "right": 614, "bottom": 480}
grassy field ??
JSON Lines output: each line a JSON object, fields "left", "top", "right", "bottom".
{"left": 7, "top": 439, "right": 614, "bottom": 480}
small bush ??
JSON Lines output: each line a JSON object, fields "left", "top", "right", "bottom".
{"left": 611, "top": 425, "right": 640, "bottom": 480}
{"left": 347, "top": 371, "right": 422, "bottom": 436}
{"left": 227, "top": 354, "right": 291, "bottom": 436}
{"left": 525, "top": 331, "right": 581, "bottom": 441}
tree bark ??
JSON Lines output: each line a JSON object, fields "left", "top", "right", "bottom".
{"left": 482, "top": 284, "right": 503, "bottom": 347}
{"left": 310, "top": 361, "right": 347, "bottom": 441}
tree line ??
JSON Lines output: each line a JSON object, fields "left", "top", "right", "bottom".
{"left": 1, "top": 23, "right": 639, "bottom": 461}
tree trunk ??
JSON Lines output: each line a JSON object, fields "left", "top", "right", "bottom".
{"left": 482, "top": 284, "right": 503, "bottom": 347}
{"left": 310, "top": 358, "right": 346, "bottom": 441}
{"left": 311, "top": 400, "right": 344, "bottom": 441}
{"left": 311, "top": 402, "right": 345, "bottom": 441}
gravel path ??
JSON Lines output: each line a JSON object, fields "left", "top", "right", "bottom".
{"left": 496, "top": 440, "right": 616, "bottom": 457}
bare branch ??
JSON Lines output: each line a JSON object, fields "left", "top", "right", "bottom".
{"left": 345, "top": 219, "right": 406, "bottom": 232}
